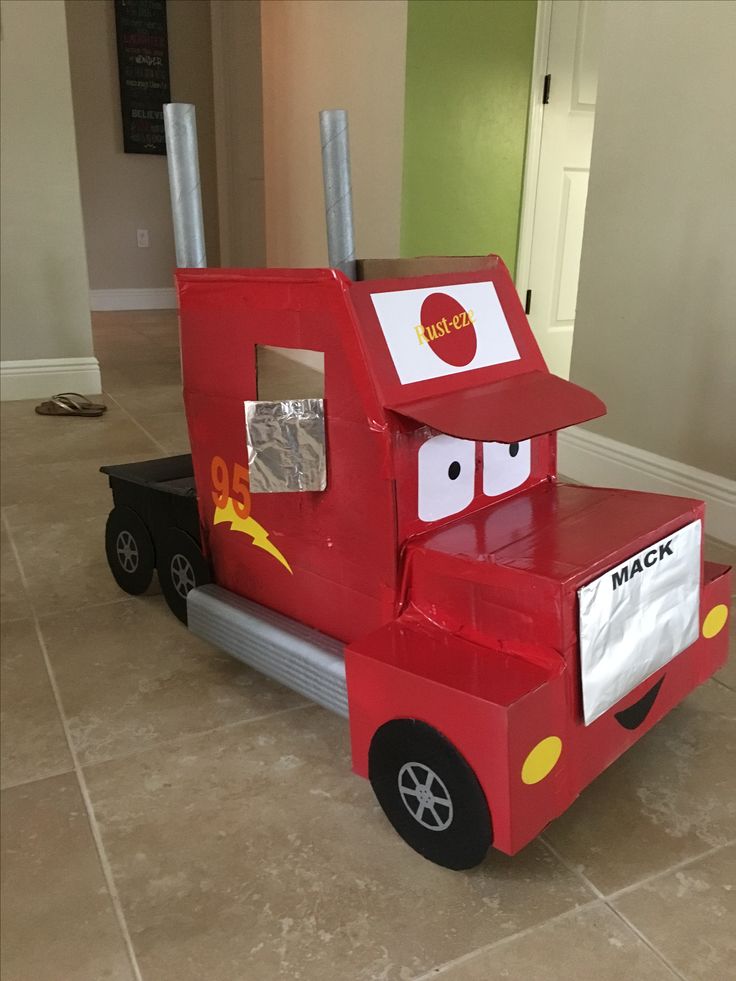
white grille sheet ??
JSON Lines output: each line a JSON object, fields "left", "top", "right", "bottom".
{"left": 578, "top": 520, "right": 701, "bottom": 725}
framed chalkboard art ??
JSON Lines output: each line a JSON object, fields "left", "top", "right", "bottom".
{"left": 114, "top": 0, "right": 171, "bottom": 155}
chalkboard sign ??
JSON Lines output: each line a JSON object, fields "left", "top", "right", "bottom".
{"left": 114, "top": 0, "right": 171, "bottom": 155}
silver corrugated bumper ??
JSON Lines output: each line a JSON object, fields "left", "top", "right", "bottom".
{"left": 187, "top": 585, "right": 348, "bottom": 717}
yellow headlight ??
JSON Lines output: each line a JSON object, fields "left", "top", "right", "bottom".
{"left": 702, "top": 604, "right": 728, "bottom": 639}
{"left": 521, "top": 736, "right": 563, "bottom": 785}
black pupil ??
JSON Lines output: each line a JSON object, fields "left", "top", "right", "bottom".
{"left": 509, "top": 442, "right": 520, "bottom": 458}
{"left": 448, "top": 461, "right": 461, "bottom": 480}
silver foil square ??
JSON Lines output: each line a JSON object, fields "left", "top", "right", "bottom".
{"left": 244, "top": 399, "right": 327, "bottom": 493}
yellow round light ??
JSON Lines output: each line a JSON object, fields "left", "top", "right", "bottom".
{"left": 521, "top": 736, "right": 563, "bottom": 785}
{"left": 702, "top": 604, "right": 728, "bottom": 639}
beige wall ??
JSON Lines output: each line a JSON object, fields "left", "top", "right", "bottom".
{"left": 0, "top": 0, "right": 95, "bottom": 366}
{"left": 571, "top": 0, "right": 736, "bottom": 479}
{"left": 211, "top": 0, "right": 265, "bottom": 267}
{"left": 65, "top": 0, "right": 219, "bottom": 292}
{"left": 261, "top": 0, "right": 408, "bottom": 267}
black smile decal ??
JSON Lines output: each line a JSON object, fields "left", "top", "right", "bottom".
{"left": 615, "top": 677, "right": 665, "bottom": 730}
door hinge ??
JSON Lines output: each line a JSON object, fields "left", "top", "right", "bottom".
{"left": 542, "top": 74, "right": 551, "bottom": 105}
{"left": 524, "top": 289, "right": 532, "bottom": 315}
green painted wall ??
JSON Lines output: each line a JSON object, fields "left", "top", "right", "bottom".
{"left": 401, "top": 0, "right": 537, "bottom": 274}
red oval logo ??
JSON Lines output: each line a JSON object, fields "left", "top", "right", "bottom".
{"left": 419, "top": 293, "right": 478, "bottom": 367}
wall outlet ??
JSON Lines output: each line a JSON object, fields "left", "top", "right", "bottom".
{"left": 136, "top": 228, "right": 150, "bottom": 248}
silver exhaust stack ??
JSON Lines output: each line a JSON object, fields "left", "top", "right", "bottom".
{"left": 163, "top": 103, "right": 207, "bottom": 268}
{"left": 319, "top": 109, "right": 356, "bottom": 279}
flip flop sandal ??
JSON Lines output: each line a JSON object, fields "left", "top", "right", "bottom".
{"left": 35, "top": 394, "right": 105, "bottom": 417}
{"left": 55, "top": 392, "right": 107, "bottom": 412}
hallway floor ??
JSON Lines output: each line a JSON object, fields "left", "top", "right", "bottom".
{"left": 1, "top": 310, "right": 735, "bottom": 981}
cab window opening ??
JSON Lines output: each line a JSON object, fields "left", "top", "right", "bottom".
{"left": 256, "top": 345, "right": 325, "bottom": 401}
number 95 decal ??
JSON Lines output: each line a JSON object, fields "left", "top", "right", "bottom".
{"left": 211, "top": 456, "right": 250, "bottom": 517}
{"left": 210, "top": 456, "right": 292, "bottom": 574}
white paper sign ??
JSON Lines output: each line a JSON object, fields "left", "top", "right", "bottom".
{"left": 578, "top": 520, "right": 701, "bottom": 725}
{"left": 370, "top": 281, "right": 520, "bottom": 384}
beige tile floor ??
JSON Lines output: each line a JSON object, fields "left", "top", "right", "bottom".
{"left": 1, "top": 310, "right": 734, "bottom": 981}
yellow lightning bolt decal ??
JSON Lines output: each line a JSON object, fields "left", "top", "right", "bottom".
{"left": 213, "top": 499, "right": 293, "bottom": 574}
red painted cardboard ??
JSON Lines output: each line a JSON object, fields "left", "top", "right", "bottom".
{"left": 177, "top": 268, "right": 396, "bottom": 642}
{"left": 388, "top": 371, "right": 605, "bottom": 442}
{"left": 174, "top": 254, "right": 732, "bottom": 863}
{"left": 346, "top": 561, "right": 730, "bottom": 855}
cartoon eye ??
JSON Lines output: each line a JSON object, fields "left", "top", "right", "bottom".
{"left": 483, "top": 439, "right": 531, "bottom": 497}
{"left": 418, "top": 435, "right": 475, "bottom": 522}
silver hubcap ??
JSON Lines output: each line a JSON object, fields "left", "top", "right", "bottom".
{"left": 116, "top": 530, "right": 139, "bottom": 573}
{"left": 398, "top": 762, "right": 454, "bottom": 831}
{"left": 170, "top": 553, "right": 196, "bottom": 598}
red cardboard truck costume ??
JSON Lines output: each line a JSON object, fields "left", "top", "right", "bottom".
{"left": 102, "top": 255, "right": 731, "bottom": 870}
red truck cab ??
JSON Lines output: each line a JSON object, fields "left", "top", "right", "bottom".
{"left": 105, "top": 255, "right": 730, "bottom": 870}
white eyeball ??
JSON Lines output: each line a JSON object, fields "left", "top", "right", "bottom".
{"left": 418, "top": 435, "right": 475, "bottom": 522}
{"left": 482, "top": 440, "right": 531, "bottom": 497}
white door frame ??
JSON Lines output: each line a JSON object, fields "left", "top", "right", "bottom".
{"left": 515, "top": 0, "right": 553, "bottom": 300}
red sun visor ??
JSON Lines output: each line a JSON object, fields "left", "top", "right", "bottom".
{"left": 387, "top": 370, "right": 606, "bottom": 443}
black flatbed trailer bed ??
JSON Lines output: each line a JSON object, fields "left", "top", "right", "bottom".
{"left": 100, "top": 453, "right": 197, "bottom": 497}
{"left": 100, "top": 453, "right": 200, "bottom": 544}
{"left": 101, "top": 454, "right": 208, "bottom": 621}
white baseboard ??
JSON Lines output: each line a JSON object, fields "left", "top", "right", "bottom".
{"left": 90, "top": 287, "right": 177, "bottom": 311}
{"left": 0, "top": 357, "right": 102, "bottom": 401}
{"left": 558, "top": 427, "right": 736, "bottom": 546}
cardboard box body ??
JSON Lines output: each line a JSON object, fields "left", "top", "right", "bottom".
{"left": 176, "top": 257, "right": 731, "bottom": 854}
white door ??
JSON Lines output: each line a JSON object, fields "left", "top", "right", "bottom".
{"left": 519, "top": 0, "right": 601, "bottom": 379}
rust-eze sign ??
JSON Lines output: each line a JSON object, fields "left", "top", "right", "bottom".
{"left": 114, "top": 0, "right": 170, "bottom": 155}
{"left": 370, "top": 282, "right": 520, "bottom": 385}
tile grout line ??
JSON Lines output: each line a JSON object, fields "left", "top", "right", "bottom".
{"left": 103, "top": 390, "right": 168, "bottom": 455}
{"left": 605, "top": 905, "right": 688, "bottom": 981}
{"left": 1, "top": 510, "right": 145, "bottom": 981}
{"left": 0, "top": 613, "right": 39, "bottom": 625}
{"left": 604, "top": 837, "right": 736, "bottom": 903}
{"left": 539, "top": 835, "right": 603, "bottom": 901}
{"left": 80, "top": 700, "right": 317, "bottom": 772}
{"left": 33, "top": 593, "right": 140, "bottom": 621}
{"left": 34, "top": 621, "right": 146, "bottom": 981}
{"left": 539, "top": 836, "right": 689, "bottom": 981}
{"left": 1, "top": 765, "right": 77, "bottom": 794}
{"left": 0, "top": 702, "right": 317, "bottom": 790}
{"left": 410, "top": 898, "right": 603, "bottom": 981}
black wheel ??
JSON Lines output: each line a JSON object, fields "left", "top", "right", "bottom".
{"left": 105, "top": 507, "right": 155, "bottom": 595}
{"left": 157, "top": 528, "right": 210, "bottom": 624}
{"left": 369, "top": 719, "right": 492, "bottom": 870}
